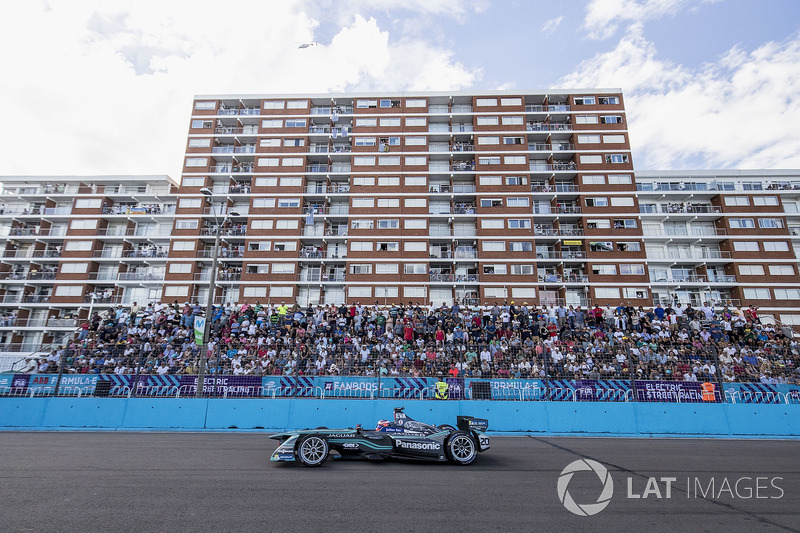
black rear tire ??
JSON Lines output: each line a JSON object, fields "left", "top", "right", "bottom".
{"left": 445, "top": 431, "right": 477, "bottom": 465}
{"left": 296, "top": 434, "right": 329, "bottom": 467}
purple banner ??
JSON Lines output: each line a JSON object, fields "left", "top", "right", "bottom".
{"left": 634, "top": 380, "right": 721, "bottom": 403}
{"left": 178, "top": 375, "right": 262, "bottom": 396}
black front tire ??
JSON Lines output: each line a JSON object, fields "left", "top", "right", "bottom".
{"left": 296, "top": 434, "right": 329, "bottom": 467}
{"left": 445, "top": 431, "right": 477, "bottom": 465}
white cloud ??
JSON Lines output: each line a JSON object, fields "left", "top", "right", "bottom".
{"left": 0, "top": 1, "right": 480, "bottom": 180}
{"left": 558, "top": 27, "right": 800, "bottom": 170}
{"left": 541, "top": 16, "right": 564, "bottom": 35}
{"left": 581, "top": 0, "right": 718, "bottom": 40}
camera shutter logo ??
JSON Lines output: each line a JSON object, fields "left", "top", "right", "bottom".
{"left": 557, "top": 459, "right": 614, "bottom": 516}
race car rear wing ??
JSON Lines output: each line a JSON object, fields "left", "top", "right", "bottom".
{"left": 457, "top": 416, "right": 488, "bottom": 433}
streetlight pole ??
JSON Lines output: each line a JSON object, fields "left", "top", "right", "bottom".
{"left": 196, "top": 188, "right": 222, "bottom": 398}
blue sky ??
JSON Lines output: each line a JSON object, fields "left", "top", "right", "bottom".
{"left": 0, "top": 0, "right": 799, "bottom": 178}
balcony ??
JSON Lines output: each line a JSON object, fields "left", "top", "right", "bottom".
{"left": 123, "top": 248, "right": 169, "bottom": 259}
{"left": 117, "top": 272, "right": 164, "bottom": 281}
{"left": 554, "top": 205, "right": 582, "bottom": 214}
{"left": 211, "top": 163, "right": 254, "bottom": 173}
{"left": 298, "top": 273, "right": 346, "bottom": 282}
{"left": 454, "top": 248, "right": 477, "bottom": 259}
{"left": 309, "top": 125, "right": 332, "bottom": 134}
{"left": 526, "top": 122, "right": 572, "bottom": 132}
{"left": 451, "top": 161, "right": 475, "bottom": 172}
{"left": 538, "top": 274, "right": 562, "bottom": 283}
{"left": 565, "top": 274, "right": 589, "bottom": 283}
{"left": 530, "top": 162, "right": 577, "bottom": 172}
{"left": 639, "top": 205, "right": 721, "bottom": 215}
{"left": 642, "top": 228, "right": 727, "bottom": 237}
{"left": 525, "top": 104, "right": 571, "bottom": 113}
{"left": 560, "top": 251, "right": 587, "bottom": 259}
{"left": 214, "top": 126, "right": 258, "bottom": 135}
{"left": 196, "top": 249, "right": 244, "bottom": 259}
{"left": 453, "top": 203, "right": 477, "bottom": 214}
{"left": 199, "top": 226, "right": 247, "bottom": 237}
{"left": 102, "top": 205, "right": 173, "bottom": 215}
{"left": 648, "top": 250, "right": 731, "bottom": 260}
{"left": 430, "top": 273, "right": 455, "bottom": 282}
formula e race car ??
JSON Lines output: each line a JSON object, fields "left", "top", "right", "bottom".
{"left": 269, "top": 407, "right": 490, "bottom": 467}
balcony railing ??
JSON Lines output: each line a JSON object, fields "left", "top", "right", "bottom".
{"left": 648, "top": 250, "right": 732, "bottom": 260}
{"left": 639, "top": 205, "right": 721, "bottom": 215}
{"left": 530, "top": 162, "right": 577, "bottom": 172}
{"left": 560, "top": 251, "right": 587, "bottom": 259}
{"left": 430, "top": 274, "right": 455, "bottom": 282}
{"left": 526, "top": 122, "right": 572, "bottom": 132}
{"left": 117, "top": 272, "right": 164, "bottom": 281}
{"left": 554, "top": 206, "right": 582, "bottom": 214}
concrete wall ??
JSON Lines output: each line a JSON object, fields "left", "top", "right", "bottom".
{"left": 1, "top": 398, "right": 798, "bottom": 438}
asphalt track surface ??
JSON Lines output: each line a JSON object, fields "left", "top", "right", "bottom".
{"left": 0, "top": 432, "right": 798, "bottom": 533}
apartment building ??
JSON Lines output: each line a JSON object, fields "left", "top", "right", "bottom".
{"left": 173, "top": 90, "right": 639, "bottom": 310}
{"left": 1, "top": 90, "right": 800, "bottom": 353}
{"left": 0, "top": 176, "right": 176, "bottom": 352}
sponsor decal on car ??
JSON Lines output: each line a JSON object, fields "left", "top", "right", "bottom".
{"left": 395, "top": 439, "right": 441, "bottom": 451}
{"left": 342, "top": 443, "right": 359, "bottom": 449}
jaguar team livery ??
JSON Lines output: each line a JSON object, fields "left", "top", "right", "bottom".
{"left": 269, "top": 407, "right": 490, "bottom": 466}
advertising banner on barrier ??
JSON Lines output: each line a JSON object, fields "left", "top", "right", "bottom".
{"left": 4, "top": 374, "right": 798, "bottom": 403}
{"left": 634, "top": 380, "right": 721, "bottom": 403}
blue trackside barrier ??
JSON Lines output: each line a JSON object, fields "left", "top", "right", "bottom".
{"left": 1, "top": 398, "right": 799, "bottom": 438}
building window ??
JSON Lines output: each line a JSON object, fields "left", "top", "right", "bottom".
{"left": 376, "top": 263, "right": 398, "bottom": 274}
{"left": 164, "top": 286, "right": 190, "bottom": 297}
{"left": 263, "top": 100, "right": 285, "bottom": 109}
{"left": 607, "top": 174, "right": 632, "bottom": 184}
{"left": 483, "top": 264, "right": 507, "bottom": 275}
{"left": 348, "top": 286, "right": 372, "bottom": 298}
{"left": 603, "top": 134, "right": 626, "bottom": 143}
{"left": 477, "top": 116, "right": 499, "bottom": 126}
{"left": 169, "top": 263, "right": 192, "bottom": 274}
{"left": 743, "top": 288, "right": 771, "bottom": 299}
{"left": 188, "top": 138, "right": 211, "bottom": 148}
{"left": 350, "top": 241, "right": 373, "bottom": 252}
{"left": 271, "top": 263, "right": 295, "bottom": 274}
{"left": 613, "top": 219, "right": 637, "bottom": 229}
{"left": 510, "top": 265, "right": 534, "bottom": 275}
{"left": 378, "top": 176, "right": 400, "bottom": 186}
{"left": 764, "top": 241, "right": 789, "bottom": 252}
{"left": 500, "top": 97, "right": 522, "bottom": 106}
{"left": 286, "top": 100, "right": 307, "bottom": 109}
{"left": 405, "top": 156, "right": 426, "bottom": 165}
{"left": 482, "top": 241, "right": 505, "bottom": 252}
{"left": 574, "top": 96, "right": 595, "bottom": 105}
{"left": 508, "top": 219, "right": 531, "bottom": 229}
{"left": 583, "top": 175, "right": 605, "bottom": 185}
{"left": 479, "top": 175, "right": 502, "bottom": 185}
{"left": 255, "top": 177, "right": 278, "bottom": 187}
{"left": 355, "top": 137, "right": 376, "bottom": 146}
{"left": 356, "top": 99, "right": 377, "bottom": 108}
{"left": 175, "top": 219, "right": 198, "bottom": 230}
{"left": 405, "top": 136, "right": 426, "bottom": 145}
{"left": 769, "top": 265, "right": 794, "bottom": 275}
{"left": 577, "top": 134, "right": 601, "bottom": 144}
{"left": 379, "top": 156, "right": 400, "bottom": 165}
{"left": 377, "top": 198, "right": 400, "bottom": 208}
{"left": 352, "top": 198, "right": 375, "bottom": 208}
{"left": 353, "top": 177, "right": 375, "bottom": 186}
{"left": 404, "top": 198, "right": 426, "bottom": 208}
{"left": 479, "top": 156, "right": 501, "bottom": 165}
{"left": 585, "top": 197, "right": 608, "bottom": 207}
{"left": 600, "top": 115, "right": 623, "bottom": 124}
{"left": 380, "top": 117, "right": 401, "bottom": 127}
{"left": 70, "top": 218, "right": 98, "bottom": 230}
{"left": 481, "top": 219, "right": 504, "bottom": 229}
{"left": 405, "top": 117, "right": 426, "bottom": 127}
{"left": 605, "top": 154, "right": 629, "bottom": 164}
{"left": 501, "top": 116, "right": 523, "bottom": 125}
{"left": 351, "top": 219, "right": 374, "bottom": 229}
{"left": 592, "top": 264, "right": 616, "bottom": 275}
{"left": 253, "top": 198, "right": 276, "bottom": 208}
{"left": 377, "top": 219, "right": 399, "bottom": 229}
{"left": 191, "top": 120, "right": 213, "bottom": 129}
{"left": 507, "top": 197, "right": 529, "bottom": 207}
{"left": 598, "top": 96, "right": 620, "bottom": 105}
{"left": 406, "top": 99, "right": 426, "bottom": 108}
{"left": 182, "top": 176, "right": 205, "bottom": 187}
{"left": 275, "top": 219, "right": 298, "bottom": 229}
{"left": 243, "top": 287, "right": 268, "bottom": 298}
{"left": 616, "top": 241, "right": 640, "bottom": 252}
{"left": 276, "top": 198, "right": 300, "bottom": 208}
{"left": 179, "top": 198, "right": 202, "bottom": 208}
{"left": 355, "top": 118, "right": 377, "bottom": 127}
{"left": 281, "top": 157, "right": 303, "bottom": 166}
{"left": 575, "top": 115, "right": 598, "bottom": 124}
{"left": 61, "top": 263, "right": 88, "bottom": 274}
{"left": 479, "top": 136, "right": 500, "bottom": 145}
{"left": 509, "top": 241, "right": 532, "bottom": 252}
{"left": 724, "top": 196, "right": 750, "bottom": 206}
{"left": 270, "top": 287, "right": 293, "bottom": 298}
{"left": 754, "top": 196, "right": 779, "bottom": 206}
{"left": 733, "top": 241, "right": 759, "bottom": 252}
{"left": 404, "top": 263, "right": 427, "bottom": 274}
{"left": 595, "top": 287, "right": 620, "bottom": 299}
{"left": 261, "top": 119, "right": 282, "bottom": 128}
{"left": 505, "top": 176, "right": 527, "bottom": 185}
{"left": 758, "top": 218, "right": 784, "bottom": 228}
{"left": 405, "top": 176, "right": 426, "bottom": 186}
{"left": 172, "top": 241, "right": 195, "bottom": 251}
{"left": 729, "top": 218, "right": 755, "bottom": 228}
{"left": 484, "top": 287, "right": 508, "bottom": 299}
{"left": 476, "top": 98, "right": 497, "bottom": 107}
{"left": 619, "top": 264, "right": 645, "bottom": 275}
{"left": 580, "top": 155, "right": 602, "bottom": 164}
{"left": 774, "top": 288, "right": 800, "bottom": 299}
{"left": 610, "top": 196, "right": 634, "bottom": 206}
{"left": 504, "top": 155, "right": 526, "bottom": 165}
{"left": 194, "top": 101, "right": 216, "bottom": 110}
{"left": 185, "top": 157, "right": 207, "bottom": 167}
{"left": 404, "top": 219, "right": 427, "bottom": 229}
{"left": 738, "top": 264, "right": 765, "bottom": 275}
{"left": 403, "top": 286, "right": 427, "bottom": 298}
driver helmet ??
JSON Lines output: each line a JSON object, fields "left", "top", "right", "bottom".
{"left": 376, "top": 419, "right": 391, "bottom": 431}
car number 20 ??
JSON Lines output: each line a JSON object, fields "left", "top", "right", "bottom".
{"left": 479, "top": 436, "right": 490, "bottom": 447}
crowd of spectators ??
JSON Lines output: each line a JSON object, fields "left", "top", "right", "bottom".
{"left": 18, "top": 299, "right": 800, "bottom": 385}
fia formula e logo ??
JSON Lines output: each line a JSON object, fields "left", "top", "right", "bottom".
{"left": 557, "top": 459, "right": 614, "bottom": 516}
